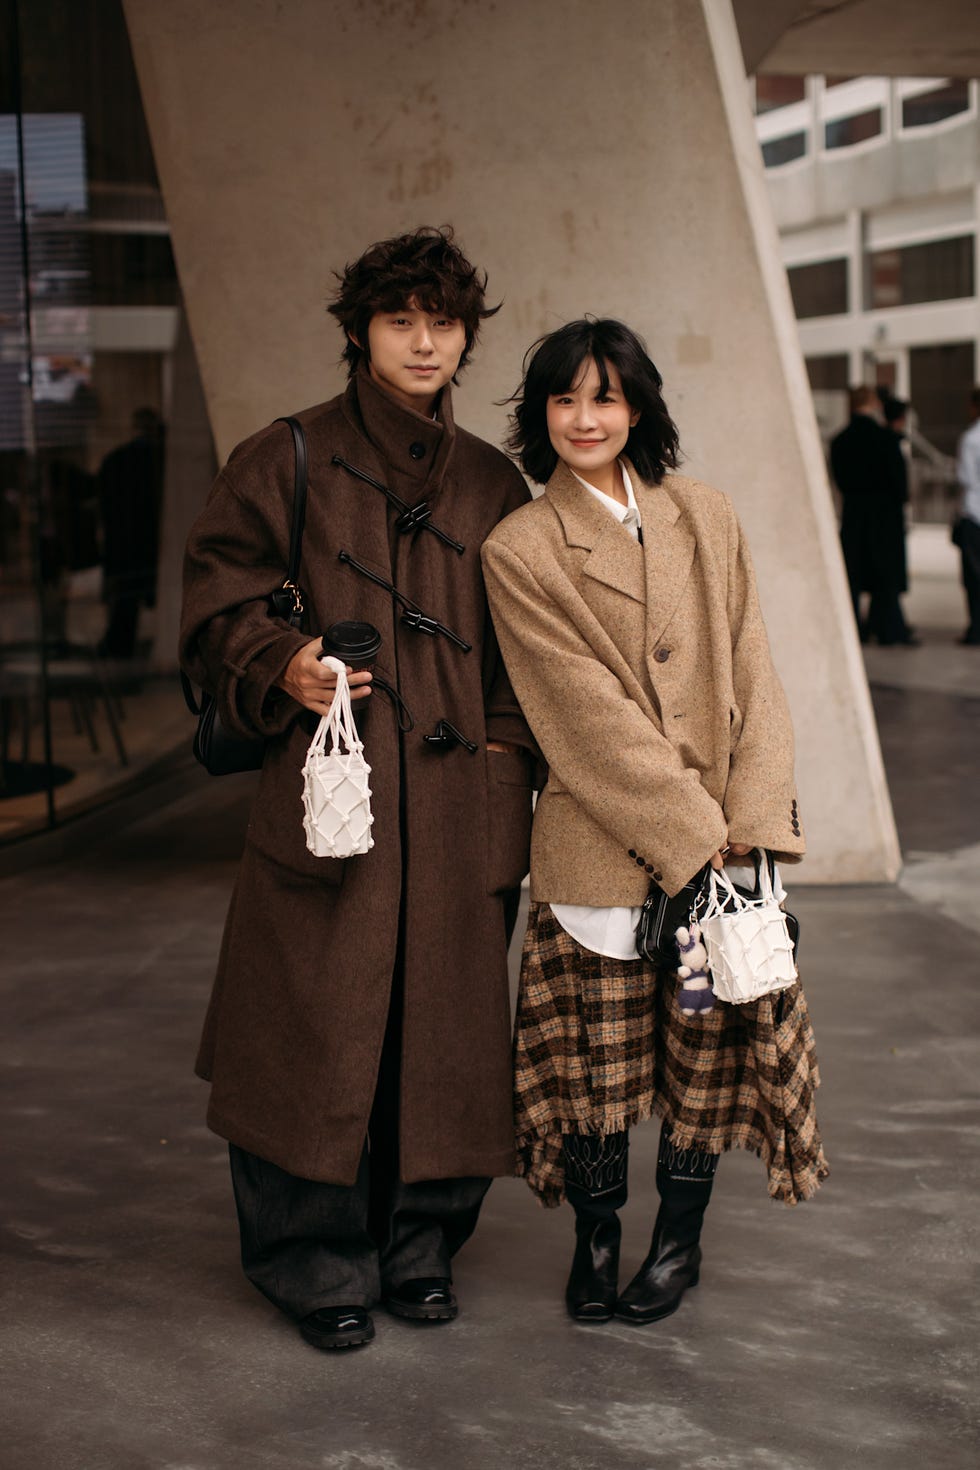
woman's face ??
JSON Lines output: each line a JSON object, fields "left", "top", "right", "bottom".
{"left": 546, "top": 357, "right": 639, "bottom": 482}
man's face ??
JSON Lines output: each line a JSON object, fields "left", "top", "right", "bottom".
{"left": 361, "top": 300, "right": 467, "bottom": 414}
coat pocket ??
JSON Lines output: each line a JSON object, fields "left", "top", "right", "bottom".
{"left": 486, "top": 749, "right": 533, "bottom": 894}
{"left": 244, "top": 731, "right": 347, "bottom": 885}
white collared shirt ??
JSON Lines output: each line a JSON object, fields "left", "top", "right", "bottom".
{"left": 958, "top": 418, "right": 980, "bottom": 525}
{"left": 550, "top": 462, "right": 646, "bottom": 959}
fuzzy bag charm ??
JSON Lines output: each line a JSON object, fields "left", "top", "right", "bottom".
{"left": 302, "top": 656, "right": 375, "bottom": 858}
{"left": 675, "top": 923, "right": 714, "bottom": 1016}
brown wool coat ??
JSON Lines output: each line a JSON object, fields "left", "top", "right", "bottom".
{"left": 180, "top": 369, "right": 534, "bottom": 1185}
{"left": 481, "top": 462, "right": 805, "bottom": 902}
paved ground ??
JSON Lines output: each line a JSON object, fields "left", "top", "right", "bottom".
{"left": 3, "top": 581, "right": 979, "bottom": 1469}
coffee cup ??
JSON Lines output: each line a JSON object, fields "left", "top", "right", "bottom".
{"left": 320, "top": 621, "right": 382, "bottom": 672}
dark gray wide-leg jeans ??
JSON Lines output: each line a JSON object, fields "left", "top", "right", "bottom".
{"left": 229, "top": 958, "right": 490, "bottom": 1318}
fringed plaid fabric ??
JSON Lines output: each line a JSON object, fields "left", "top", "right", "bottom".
{"left": 514, "top": 902, "right": 828, "bottom": 1208}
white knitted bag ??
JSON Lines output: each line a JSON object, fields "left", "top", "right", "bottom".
{"left": 697, "top": 858, "right": 797, "bottom": 1004}
{"left": 302, "top": 656, "right": 374, "bottom": 859}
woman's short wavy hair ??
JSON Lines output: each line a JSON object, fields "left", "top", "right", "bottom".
{"left": 328, "top": 226, "right": 499, "bottom": 379}
{"left": 506, "top": 318, "right": 680, "bottom": 485}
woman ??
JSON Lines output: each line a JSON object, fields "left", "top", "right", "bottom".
{"left": 481, "top": 319, "right": 826, "bottom": 1327}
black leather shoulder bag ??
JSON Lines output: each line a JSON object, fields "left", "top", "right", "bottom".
{"left": 180, "top": 415, "right": 309, "bottom": 776}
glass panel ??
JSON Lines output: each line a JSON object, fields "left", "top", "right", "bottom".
{"left": 762, "top": 132, "right": 807, "bottom": 168}
{"left": 867, "top": 236, "right": 974, "bottom": 309}
{"left": 805, "top": 355, "right": 850, "bottom": 391}
{"left": 909, "top": 343, "right": 976, "bottom": 458}
{"left": 755, "top": 75, "right": 806, "bottom": 115}
{"left": 908, "top": 342, "right": 975, "bottom": 522}
{"left": 787, "top": 258, "right": 848, "bottom": 319}
{"left": 902, "top": 81, "right": 970, "bottom": 128}
{"left": 0, "top": 0, "right": 216, "bottom": 844}
{"left": 0, "top": 6, "right": 57, "bottom": 836}
{"left": 824, "top": 108, "right": 882, "bottom": 150}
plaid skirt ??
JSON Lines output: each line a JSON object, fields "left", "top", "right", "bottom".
{"left": 514, "top": 902, "right": 828, "bottom": 1207}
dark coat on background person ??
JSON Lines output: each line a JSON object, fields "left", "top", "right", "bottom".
{"left": 99, "top": 430, "right": 165, "bottom": 603}
{"left": 830, "top": 412, "right": 908, "bottom": 599}
{"left": 179, "top": 367, "right": 534, "bottom": 1187}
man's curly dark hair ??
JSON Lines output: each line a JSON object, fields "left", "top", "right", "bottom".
{"left": 327, "top": 226, "right": 499, "bottom": 379}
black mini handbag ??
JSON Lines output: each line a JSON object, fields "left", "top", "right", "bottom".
{"left": 635, "top": 864, "right": 712, "bottom": 969}
{"left": 180, "top": 415, "right": 309, "bottom": 777}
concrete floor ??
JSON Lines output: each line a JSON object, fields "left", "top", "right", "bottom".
{"left": 3, "top": 658, "right": 979, "bottom": 1468}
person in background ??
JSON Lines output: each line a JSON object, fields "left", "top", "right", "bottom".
{"left": 482, "top": 318, "right": 826, "bottom": 1330}
{"left": 831, "top": 385, "right": 916, "bottom": 647}
{"left": 98, "top": 407, "right": 165, "bottom": 659}
{"left": 954, "top": 387, "right": 980, "bottom": 646}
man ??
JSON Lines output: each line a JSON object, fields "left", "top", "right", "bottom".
{"left": 180, "top": 228, "right": 534, "bottom": 1351}
{"left": 830, "top": 385, "right": 915, "bottom": 646}
{"left": 954, "top": 387, "right": 980, "bottom": 646}
{"left": 98, "top": 407, "right": 165, "bottom": 658}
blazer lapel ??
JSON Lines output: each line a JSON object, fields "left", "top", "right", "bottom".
{"left": 545, "top": 462, "right": 646, "bottom": 605}
{"left": 633, "top": 474, "right": 697, "bottom": 647}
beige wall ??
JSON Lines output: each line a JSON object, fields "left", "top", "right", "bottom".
{"left": 123, "top": 0, "right": 900, "bottom": 881}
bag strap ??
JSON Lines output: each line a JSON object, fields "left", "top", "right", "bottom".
{"left": 308, "top": 657, "right": 364, "bottom": 757}
{"left": 179, "top": 669, "right": 201, "bottom": 716}
{"left": 274, "top": 415, "right": 309, "bottom": 590}
{"left": 704, "top": 849, "right": 777, "bottom": 917}
{"left": 704, "top": 865, "right": 744, "bottom": 918}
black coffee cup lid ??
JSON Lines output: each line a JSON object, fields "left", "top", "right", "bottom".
{"left": 321, "top": 620, "right": 382, "bottom": 660}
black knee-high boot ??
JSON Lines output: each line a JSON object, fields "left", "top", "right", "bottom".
{"left": 562, "top": 1132, "right": 628, "bottom": 1322}
{"left": 615, "top": 1124, "right": 718, "bottom": 1324}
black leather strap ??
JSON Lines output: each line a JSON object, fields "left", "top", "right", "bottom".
{"left": 276, "top": 416, "right": 308, "bottom": 585}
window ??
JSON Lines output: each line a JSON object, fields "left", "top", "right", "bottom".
{"left": 89, "top": 232, "right": 178, "bottom": 306}
{"left": 824, "top": 108, "right": 882, "bottom": 150}
{"left": 902, "top": 81, "right": 970, "bottom": 128}
{"left": 762, "top": 132, "right": 807, "bottom": 168}
{"left": 755, "top": 75, "right": 805, "bottom": 115}
{"left": 868, "top": 236, "right": 974, "bottom": 309}
{"left": 909, "top": 343, "right": 976, "bottom": 457}
{"left": 805, "top": 356, "right": 849, "bottom": 392}
{"left": 787, "top": 258, "right": 848, "bottom": 319}
{"left": 0, "top": 0, "right": 216, "bottom": 844}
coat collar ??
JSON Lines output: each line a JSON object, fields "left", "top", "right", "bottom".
{"left": 347, "top": 362, "right": 457, "bottom": 505}
{"left": 544, "top": 460, "right": 696, "bottom": 648}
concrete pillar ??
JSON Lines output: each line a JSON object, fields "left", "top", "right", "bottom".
{"left": 122, "top": 0, "right": 900, "bottom": 881}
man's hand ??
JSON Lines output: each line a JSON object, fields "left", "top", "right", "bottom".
{"left": 709, "top": 841, "right": 752, "bottom": 872}
{"left": 277, "top": 639, "right": 372, "bottom": 717}
{"left": 487, "top": 741, "right": 521, "bottom": 754}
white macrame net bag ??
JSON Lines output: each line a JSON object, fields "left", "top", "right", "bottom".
{"left": 697, "top": 858, "right": 797, "bottom": 1004}
{"left": 302, "top": 656, "right": 374, "bottom": 859}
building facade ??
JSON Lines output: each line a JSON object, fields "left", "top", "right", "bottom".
{"left": 756, "top": 73, "right": 979, "bottom": 518}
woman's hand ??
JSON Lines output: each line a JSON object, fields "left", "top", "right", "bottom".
{"left": 709, "top": 841, "right": 752, "bottom": 871}
{"left": 277, "top": 639, "right": 373, "bottom": 717}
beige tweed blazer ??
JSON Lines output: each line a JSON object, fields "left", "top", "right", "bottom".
{"left": 481, "top": 461, "right": 805, "bottom": 901}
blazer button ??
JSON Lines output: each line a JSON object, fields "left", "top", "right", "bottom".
{"left": 628, "top": 849, "right": 637, "bottom": 859}
{"left": 635, "top": 856, "right": 646, "bottom": 867}
{"left": 409, "top": 441, "right": 426, "bottom": 460}
{"left": 654, "top": 648, "right": 671, "bottom": 663}
{"left": 644, "top": 864, "right": 654, "bottom": 873}
{"left": 653, "top": 870, "right": 663, "bottom": 881}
